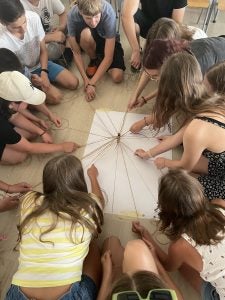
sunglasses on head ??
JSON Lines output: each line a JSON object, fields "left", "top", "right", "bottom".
{"left": 112, "top": 289, "right": 178, "bottom": 300}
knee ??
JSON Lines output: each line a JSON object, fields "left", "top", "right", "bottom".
{"left": 13, "top": 152, "right": 28, "bottom": 164}
{"left": 80, "top": 28, "right": 92, "bottom": 44}
{"left": 66, "top": 76, "right": 79, "bottom": 90}
{"left": 46, "top": 91, "right": 62, "bottom": 105}
{"left": 111, "top": 71, "right": 124, "bottom": 83}
{"left": 125, "top": 239, "right": 146, "bottom": 252}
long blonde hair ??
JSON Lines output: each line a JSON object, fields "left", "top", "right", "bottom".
{"left": 18, "top": 155, "right": 103, "bottom": 244}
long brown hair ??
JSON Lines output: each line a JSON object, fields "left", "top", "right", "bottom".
{"left": 143, "top": 18, "right": 194, "bottom": 60}
{"left": 151, "top": 52, "right": 225, "bottom": 129}
{"left": 157, "top": 169, "right": 225, "bottom": 245}
{"left": 107, "top": 271, "right": 166, "bottom": 300}
{"left": 18, "top": 155, "right": 103, "bottom": 244}
{"left": 206, "top": 61, "right": 225, "bottom": 95}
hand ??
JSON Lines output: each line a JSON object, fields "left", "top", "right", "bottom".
{"left": 135, "top": 149, "right": 150, "bottom": 159}
{"left": 49, "top": 114, "right": 62, "bottom": 128}
{"left": 0, "top": 196, "right": 20, "bottom": 212}
{"left": 62, "top": 142, "right": 80, "bottom": 153}
{"left": 154, "top": 157, "right": 166, "bottom": 169}
{"left": 101, "top": 250, "right": 113, "bottom": 280}
{"left": 128, "top": 96, "right": 146, "bottom": 111}
{"left": 40, "top": 72, "right": 51, "bottom": 93}
{"left": 8, "top": 182, "right": 32, "bottom": 194}
{"left": 31, "top": 74, "right": 43, "bottom": 87}
{"left": 85, "top": 85, "right": 96, "bottom": 102}
{"left": 87, "top": 164, "right": 98, "bottom": 178}
{"left": 132, "top": 221, "right": 146, "bottom": 237}
{"left": 130, "top": 119, "right": 145, "bottom": 134}
{"left": 48, "top": 30, "right": 66, "bottom": 43}
{"left": 130, "top": 49, "right": 141, "bottom": 70}
{"left": 37, "top": 119, "right": 49, "bottom": 130}
{"left": 41, "top": 132, "right": 53, "bottom": 144}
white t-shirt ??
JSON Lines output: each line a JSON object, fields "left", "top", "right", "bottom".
{"left": 0, "top": 11, "right": 45, "bottom": 72}
{"left": 21, "top": 0, "right": 65, "bottom": 32}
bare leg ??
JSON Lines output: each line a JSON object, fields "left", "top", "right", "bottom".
{"left": 123, "top": 239, "right": 158, "bottom": 275}
{"left": 44, "top": 84, "right": 63, "bottom": 105}
{"left": 83, "top": 241, "right": 102, "bottom": 288}
{"left": 179, "top": 263, "right": 202, "bottom": 294}
{"left": 1, "top": 147, "right": 27, "bottom": 165}
{"left": 55, "top": 69, "right": 79, "bottom": 90}
{"left": 15, "top": 128, "right": 37, "bottom": 140}
{"left": 80, "top": 28, "right": 96, "bottom": 59}
{"left": 102, "top": 236, "right": 124, "bottom": 282}
{"left": 108, "top": 68, "right": 124, "bottom": 83}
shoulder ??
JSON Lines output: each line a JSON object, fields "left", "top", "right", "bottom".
{"left": 68, "top": 5, "right": 79, "bottom": 20}
{"left": 101, "top": 0, "right": 116, "bottom": 17}
{"left": 184, "top": 119, "right": 206, "bottom": 140}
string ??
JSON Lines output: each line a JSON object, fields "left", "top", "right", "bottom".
{"left": 119, "top": 142, "right": 139, "bottom": 221}
{"left": 111, "top": 142, "right": 120, "bottom": 214}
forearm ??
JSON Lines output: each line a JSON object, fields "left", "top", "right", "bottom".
{"left": 0, "top": 181, "right": 10, "bottom": 193}
{"left": 10, "top": 113, "right": 44, "bottom": 136}
{"left": 40, "top": 43, "right": 48, "bottom": 69}
{"left": 17, "top": 108, "right": 41, "bottom": 123}
{"left": 145, "top": 89, "right": 158, "bottom": 102}
{"left": 122, "top": 16, "right": 140, "bottom": 51}
{"left": 133, "top": 72, "right": 150, "bottom": 99}
{"left": 155, "top": 258, "right": 184, "bottom": 300}
{"left": 89, "top": 176, "right": 105, "bottom": 208}
{"left": 150, "top": 133, "right": 184, "bottom": 158}
{"left": 97, "top": 277, "right": 112, "bottom": 300}
{"left": 58, "top": 12, "right": 67, "bottom": 31}
{"left": 91, "top": 56, "right": 113, "bottom": 85}
{"left": 35, "top": 104, "right": 53, "bottom": 120}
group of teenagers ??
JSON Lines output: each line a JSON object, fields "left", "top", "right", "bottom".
{"left": 0, "top": 0, "right": 225, "bottom": 299}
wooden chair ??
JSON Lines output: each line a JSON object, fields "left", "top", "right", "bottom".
{"left": 187, "top": 0, "right": 212, "bottom": 31}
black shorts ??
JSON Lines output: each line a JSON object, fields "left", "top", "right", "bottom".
{"left": 76, "top": 28, "right": 126, "bottom": 71}
{"left": 134, "top": 9, "right": 154, "bottom": 38}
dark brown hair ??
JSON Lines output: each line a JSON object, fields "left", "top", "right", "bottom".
{"left": 143, "top": 39, "right": 189, "bottom": 70}
{"left": 158, "top": 169, "right": 225, "bottom": 245}
{"left": 206, "top": 61, "right": 225, "bottom": 95}
{"left": 107, "top": 271, "right": 166, "bottom": 300}
{"left": 18, "top": 155, "right": 103, "bottom": 244}
{"left": 77, "top": 0, "right": 102, "bottom": 16}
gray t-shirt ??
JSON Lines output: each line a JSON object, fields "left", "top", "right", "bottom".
{"left": 67, "top": 0, "right": 116, "bottom": 40}
{"left": 190, "top": 37, "right": 225, "bottom": 75}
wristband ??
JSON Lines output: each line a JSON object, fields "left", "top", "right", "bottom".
{"left": 40, "top": 130, "right": 47, "bottom": 137}
{"left": 86, "top": 83, "right": 96, "bottom": 89}
{"left": 141, "top": 96, "right": 147, "bottom": 104}
{"left": 41, "top": 69, "right": 49, "bottom": 74}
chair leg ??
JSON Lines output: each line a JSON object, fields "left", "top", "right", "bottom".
{"left": 197, "top": 8, "right": 204, "bottom": 24}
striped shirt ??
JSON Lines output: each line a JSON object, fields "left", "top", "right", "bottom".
{"left": 12, "top": 191, "right": 102, "bottom": 287}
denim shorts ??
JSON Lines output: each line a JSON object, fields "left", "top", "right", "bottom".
{"left": 201, "top": 281, "right": 220, "bottom": 300}
{"left": 6, "top": 275, "right": 97, "bottom": 300}
{"left": 32, "top": 61, "right": 64, "bottom": 82}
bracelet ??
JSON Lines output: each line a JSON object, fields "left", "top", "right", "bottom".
{"left": 144, "top": 116, "right": 149, "bottom": 127}
{"left": 40, "top": 130, "right": 47, "bottom": 137}
{"left": 41, "top": 68, "right": 49, "bottom": 74}
{"left": 86, "top": 83, "right": 96, "bottom": 89}
{"left": 141, "top": 96, "right": 147, "bottom": 104}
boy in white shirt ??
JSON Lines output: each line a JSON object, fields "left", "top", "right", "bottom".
{"left": 20, "top": 0, "right": 73, "bottom": 66}
{"left": 0, "top": 0, "right": 78, "bottom": 104}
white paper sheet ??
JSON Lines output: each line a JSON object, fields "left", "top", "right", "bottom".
{"left": 82, "top": 110, "right": 172, "bottom": 219}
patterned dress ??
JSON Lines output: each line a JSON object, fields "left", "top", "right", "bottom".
{"left": 196, "top": 116, "right": 225, "bottom": 200}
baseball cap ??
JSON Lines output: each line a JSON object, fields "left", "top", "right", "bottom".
{"left": 0, "top": 71, "right": 46, "bottom": 105}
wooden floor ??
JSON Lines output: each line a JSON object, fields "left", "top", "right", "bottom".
{"left": 0, "top": 6, "right": 225, "bottom": 300}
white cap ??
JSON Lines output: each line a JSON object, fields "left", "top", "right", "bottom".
{"left": 0, "top": 71, "right": 46, "bottom": 105}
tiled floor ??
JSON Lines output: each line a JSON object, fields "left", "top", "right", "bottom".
{"left": 0, "top": 4, "right": 224, "bottom": 300}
